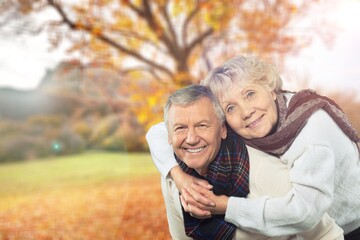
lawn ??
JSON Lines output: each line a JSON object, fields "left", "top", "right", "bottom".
{"left": 0, "top": 152, "right": 170, "bottom": 239}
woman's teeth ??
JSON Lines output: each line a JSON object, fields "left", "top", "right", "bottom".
{"left": 248, "top": 118, "right": 261, "bottom": 128}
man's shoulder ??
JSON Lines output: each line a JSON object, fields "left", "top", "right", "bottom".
{"left": 224, "top": 125, "right": 244, "bottom": 144}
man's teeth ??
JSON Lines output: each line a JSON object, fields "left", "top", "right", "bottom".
{"left": 186, "top": 147, "right": 204, "bottom": 153}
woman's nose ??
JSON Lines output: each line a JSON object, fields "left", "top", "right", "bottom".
{"left": 239, "top": 103, "right": 255, "bottom": 120}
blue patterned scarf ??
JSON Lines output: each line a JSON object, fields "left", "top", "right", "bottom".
{"left": 175, "top": 125, "right": 249, "bottom": 240}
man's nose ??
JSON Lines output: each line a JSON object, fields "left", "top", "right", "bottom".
{"left": 186, "top": 128, "right": 199, "bottom": 144}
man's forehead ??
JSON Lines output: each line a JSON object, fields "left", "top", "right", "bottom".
{"left": 168, "top": 102, "right": 217, "bottom": 125}
{"left": 170, "top": 98, "right": 214, "bottom": 114}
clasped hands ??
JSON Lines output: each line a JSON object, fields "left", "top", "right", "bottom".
{"left": 170, "top": 166, "right": 229, "bottom": 219}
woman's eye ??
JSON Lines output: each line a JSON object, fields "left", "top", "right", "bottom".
{"left": 226, "top": 105, "right": 234, "bottom": 113}
{"left": 246, "top": 91, "right": 255, "bottom": 99}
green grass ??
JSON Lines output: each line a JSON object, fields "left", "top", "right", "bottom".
{"left": 0, "top": 151, "right": 158, "bottom": 197}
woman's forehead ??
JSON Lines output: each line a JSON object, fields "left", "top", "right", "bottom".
{"left": 219, "top": 82, "right": 270, "bottom": 100}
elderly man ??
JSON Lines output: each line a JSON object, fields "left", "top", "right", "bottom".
{"left": 149, "top": 84, "right": 343, "bottom": 240}
{"left": 161, "top": 84, "right": 249, "bottom": 240}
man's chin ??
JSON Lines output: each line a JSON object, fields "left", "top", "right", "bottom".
{"left": 184, "top": 159, "right": 203, "bottom": 169}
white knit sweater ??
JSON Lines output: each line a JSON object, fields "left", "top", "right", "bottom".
{"left": 225, "top": 107, "right": 360, "bottom": 236}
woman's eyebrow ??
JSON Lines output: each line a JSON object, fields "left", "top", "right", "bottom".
{"left": 221, "top": 100, "right": 230, "bottom": 106}
{"left": 241, "top": 87, "right": 252, "bottom": 95}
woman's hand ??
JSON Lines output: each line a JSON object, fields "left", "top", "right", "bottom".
{"left": 180, "top": 184, "right": 229, "bottom": 219}
{"left": 180, "top": 190, "right": 211, "bottom": 219}
{"left": 170, "top": 166, "right": 215, "bottom": 207}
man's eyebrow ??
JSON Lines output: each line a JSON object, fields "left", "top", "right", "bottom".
{"left": 172, "top": 123, "right": 186, "bottom": 128}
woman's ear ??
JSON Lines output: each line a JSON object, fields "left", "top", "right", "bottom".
{"left": 272, "top": 91, "right": 277, "bottom": 101}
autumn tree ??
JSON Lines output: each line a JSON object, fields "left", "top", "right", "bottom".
{"left": 0, "top": 0, "right": 326, "bottom": 130}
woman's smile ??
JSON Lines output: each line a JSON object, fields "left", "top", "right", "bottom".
{"left": 246, "top": 115, "right": 263, "bottom": 129}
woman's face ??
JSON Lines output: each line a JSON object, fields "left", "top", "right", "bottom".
{"left": 219, "top": 82, "right": 278, "bottom": 139}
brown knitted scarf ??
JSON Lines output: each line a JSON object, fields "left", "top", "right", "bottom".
{"left": 245, "top": 89, "right": 360, "bottom": 156}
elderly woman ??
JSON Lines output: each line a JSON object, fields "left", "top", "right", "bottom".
{"left": 146, "top": 55, "right": 360, "bottom": 239}
{"left": 199, "top": 56, "right": 360, "bottom": 239}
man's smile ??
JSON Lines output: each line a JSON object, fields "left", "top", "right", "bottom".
{"left": 185, "top": 146, "right": 206, "bottom": 153}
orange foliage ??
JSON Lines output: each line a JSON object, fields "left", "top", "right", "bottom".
{"left": 238, "top": 1, "right": 313, "bottom": 66}
{"left": 0, "top": 177, "right": 170, "bottom": 240}
{"left": 2, "top": 0, "right": 330, "bottom": 132}
{"left": 327, "top": 91, "right": 360, "bottom": 135}
{"left": 122, "top": 74, "right": 178, "bottom": 131}
{"left": 4, "top": 0, "right": 327, "bottom": 79}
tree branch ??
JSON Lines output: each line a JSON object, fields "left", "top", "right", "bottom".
{"left": 182, "top": 0, "right": 201, "bottom": 46}
{"left": 119, "top": 66, "right": 167, "bottom": 84}
{"left": 46, "top": 0, "right": 174, "bottom": 78}
{"left": 186, "top": 28, "right": 214, "bottom": 55}
{"left": 126, "top": 1, "right": 145, "bottom": 17}
{"left": 107, "top": 27, "right": 166, "bottom": 54}
{"left": 140, "top": 0, "right": 179, "bottom": 60}
{"left": 160, "top": 0, "right": 177, "bottom": 46}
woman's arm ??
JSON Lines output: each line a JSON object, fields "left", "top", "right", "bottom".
{"left": 146, "top": 122, "right": 178, "bottom": 177}
{"left": 224, "top": 110, "right": 344, "bottom": 236}
{"left": 225, "top": 146, "right": 335, "bottom": 236}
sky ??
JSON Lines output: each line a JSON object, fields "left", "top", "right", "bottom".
{"left": 0, "top": 0, "right": 359, "bottom": 98}
{"left": 283, "top": 0, "right": 360, "bottom": 98}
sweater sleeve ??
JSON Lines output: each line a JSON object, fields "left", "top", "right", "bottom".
{"left": 225, "top": 110, "right": 340, "bottom": 236}
{"left": 145, "top": 122, "right": 178, "bottom": 177}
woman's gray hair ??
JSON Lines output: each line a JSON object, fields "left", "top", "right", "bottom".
{"left": 164, "top": 85, "right": 225, "bottom": 129}
{"left": 200, "top": 55, "right": 283, "bottom": 99}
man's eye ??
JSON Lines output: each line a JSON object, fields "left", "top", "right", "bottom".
{"left": 198, "top": 124, "right": 208, "bottom": 129}
{"left": 174, "top": 126, "right": 185, "bottom": 131}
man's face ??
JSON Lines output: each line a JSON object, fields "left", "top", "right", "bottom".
{"left": 167, "top": 97, "right": 227, "bottom": 176}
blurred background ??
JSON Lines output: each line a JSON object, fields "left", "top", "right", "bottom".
{"left": 0, "top": 0, "right": 359, "bottom": 239}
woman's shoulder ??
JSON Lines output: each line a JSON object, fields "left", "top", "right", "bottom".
{"left": 298, "top": 109, "right": 343, "bottom": 140}
{"left": 286, "top": 109, "right": 355, "bottom": 156}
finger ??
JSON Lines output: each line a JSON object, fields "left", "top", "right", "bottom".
{"left": 181, "top": 188, "right": 192, "bottom": 204}
{"left": 191, "top": 183, "right": 213, "bottom": 195}
{"left": 182, "top": 188, "right": 210, "bottom": 209}
{"left": 180, "top": 195, "right": 190, "bottom": 212}
{"left": 181, "top": 195, "right": 210, "bottom": 218}
{"left": 187, "top": 204, "right": 211, "bottom": 219}
{"left": 193, "top": 178, "right": 213, "bottom": 190}
{"left": 188, "top": 186, "right": 216, "bottom": 207}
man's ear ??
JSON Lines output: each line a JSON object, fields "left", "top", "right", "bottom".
{"left": 221, "top": 124, "right": 227, "bottom": 139}
{"left": 168, "top": 135, "right": 172, "bottom": 145}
